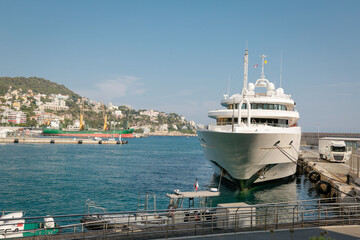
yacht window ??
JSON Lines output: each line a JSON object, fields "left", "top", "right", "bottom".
{"left": 217, "top": 118, "right": 238, "bottom": 125}
{"left": 246, "top": 118, "right": 289, "bottom": 127}
{"left": 229, "top": 103, "right": 287, "bottom": 110}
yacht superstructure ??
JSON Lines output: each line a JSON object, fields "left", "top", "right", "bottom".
{"left": 197, "top": 50, "right": 301, "bottom": 189}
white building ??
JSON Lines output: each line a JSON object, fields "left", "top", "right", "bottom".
{"left": 0, "top": 129, "right": 14, "bottom": 138}
{"left": 50, "top": 94, "right": 69, "bottom": 101}
{"left": 35, "top": 112, "right": 63, "bottom": 124}
{"left": 159, "top": 124, "right": 168, "bottom": 131}
{"left": 67, "top": 119, "right": 82, "bottom": 131}
{"left": 142, "top": 127, "right": 151, "bottom": 134}
{"left": 1, "top": 110, "right": 27, "bottom": 124}
{"left": 42, "top": 98, "right": 69, "bottom": 111}
{"left": 181, "top": 126, "right": 188, "bottom": 130}
{"left": 114, "top": 110, "right": 122, "bottom": 118}
{"left": 108, "top": 102, "right": 118, "bottom": 111}
{"left": 140, "top": 109, "right": 160, "bottom": 118}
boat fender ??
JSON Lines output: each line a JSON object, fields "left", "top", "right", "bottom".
{"left": 195, "top": 212, "right": 200, "bottom": 221}
{"left": 168, "top": 204, "right": 177, "bottom": 215}
{"left": 14, "top": 138, "right": 19, "bottom": 143}
{"left": 98, "top": 140, "right": 102, "bottom": 144}
{"left": 50, "top": 139, "right": 55, "bottom": 144}
{"left": 308, "top": 171, "right": 320, "bottom": 183}
{"left": 116, "top": 141, "right": 121, "bottom": 144}
{"left": 303, "top": 165, "right": 312, "bottom": 174}
{"left": 316, "top": 180, "right": 331, "bottom": 194}
{"left": 78, "top": 140, "right": 83, "bottom": 144}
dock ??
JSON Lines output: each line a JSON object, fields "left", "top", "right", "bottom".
{"left": 0, "top": 137, "right": 128, "bottom": 145}
{"left": 298, "top": 148, "right": 359, "bottom": 202}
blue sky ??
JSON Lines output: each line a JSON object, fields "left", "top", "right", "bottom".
{"left": 0, "top": 0, "right": 359, "bottom": 132}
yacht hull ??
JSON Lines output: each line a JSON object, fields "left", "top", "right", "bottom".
{"left": 197, "top": 126, "right": 301, "bottom": 189}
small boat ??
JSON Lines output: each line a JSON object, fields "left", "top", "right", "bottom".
{"left": 81, "top": 189, "right": 220, "bottom": 230}
{"left": 0, "top": 211, "right": 59, "bottom": 239}
{"left": 80, "top": 200, "right": 136, "bottom": 231}
{"left": 165, "top": 189, "right": 220, "bottom": 223}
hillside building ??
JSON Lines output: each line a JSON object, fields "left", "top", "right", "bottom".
{"left": 1, "top": 110, "right": 27, "bottom": 124}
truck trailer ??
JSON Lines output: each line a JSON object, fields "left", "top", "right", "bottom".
{"left": 318, "top": 138, "right": 351, "bottom": 163}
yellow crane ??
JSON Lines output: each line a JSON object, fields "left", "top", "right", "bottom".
{"left": 79, "top": 101, "right": 85, "bottom": 131}
{"left": 102, "top": 101, "right": 107, "bottom": 131}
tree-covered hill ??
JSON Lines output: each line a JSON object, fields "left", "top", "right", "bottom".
{"left": 0, "top": 77, "right": 80, "bottom": 100}
{"left": 0, "top": 77, "right": 196, "bottom": 133}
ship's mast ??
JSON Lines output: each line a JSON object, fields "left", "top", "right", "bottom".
{"left": 260, "top": 54, "right": 267, "bottom": 80}
{"left": 242, "top": 49, "right": 249, "bottom": 94}
{"left": 280, "top": 51, "right": 283, "bottom": 88}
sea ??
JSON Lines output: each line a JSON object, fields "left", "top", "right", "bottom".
{"left": 0, "top": 136, "right": 319, "bottom": 217}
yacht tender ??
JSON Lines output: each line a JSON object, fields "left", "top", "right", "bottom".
{"left": 197, "top": 50, "right": 301, "bottom": 189}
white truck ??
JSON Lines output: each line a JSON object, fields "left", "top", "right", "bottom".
{"left": 318, "top": 138, "right": 351, "bottom": 163}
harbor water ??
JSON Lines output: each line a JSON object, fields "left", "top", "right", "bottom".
{"left": 0, "top": 136, "right": 319, "bottom": 217}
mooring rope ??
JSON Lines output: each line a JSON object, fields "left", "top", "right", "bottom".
{"left": 274, "top": 141, "right": 298, "bottom": 164}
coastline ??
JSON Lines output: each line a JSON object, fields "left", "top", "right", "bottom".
{"left": 136, "top": 131, "right": 197, "bottom": 138}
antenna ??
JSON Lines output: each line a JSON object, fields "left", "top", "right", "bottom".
{"left": 227, "top": 73, "right": 231, "bottom": 96}
{"left": 260, "top": 54, "right": 267, "bottom": 79}
{"left": 280, "top": 51, "right": 283, "bottom": 88}
{"left": 243, "top": 49, "right": 249, "bottom": 93}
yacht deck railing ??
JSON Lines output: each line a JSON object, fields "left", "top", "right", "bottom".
{"left": 209, "top": 122, "right": 288, "bottom": 128}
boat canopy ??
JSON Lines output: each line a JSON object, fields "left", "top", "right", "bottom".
{"left": 166, "top": 191, "right": 220, "bottom": 199}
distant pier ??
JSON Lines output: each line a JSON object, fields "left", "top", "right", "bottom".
{"left": 0, "top": 137, "right": 128, "bottom": 145}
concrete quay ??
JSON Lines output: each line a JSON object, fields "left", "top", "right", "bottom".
{"left": 299, "top": 149, "right": 356, "bottom": 201}
{"left": 0, "top": 137, "right": 127, "bottom": 145}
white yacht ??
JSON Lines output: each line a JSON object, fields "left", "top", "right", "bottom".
{"left": 197, "top": 50, "right": 301, "bottom": 189}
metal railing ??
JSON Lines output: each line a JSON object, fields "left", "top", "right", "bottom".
{"left": 349, "top": 153, "right": 360, "bottom": 178}
{"left": 1, "top": 197, "right": 359, "bottom": 239}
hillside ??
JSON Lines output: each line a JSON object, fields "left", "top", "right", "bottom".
{"left": 0, "top": 77, "right": 196, "bottom": 134}
{"left": 0, "top": 77, "right": 80, "bottom": 100}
